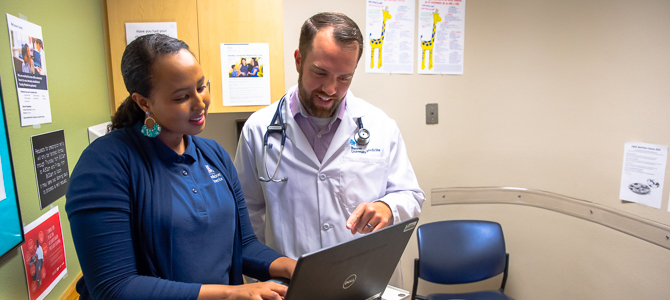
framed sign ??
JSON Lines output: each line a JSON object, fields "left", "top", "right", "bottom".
{"left": 0, "top": 75, "right": 25, "bottom": 258}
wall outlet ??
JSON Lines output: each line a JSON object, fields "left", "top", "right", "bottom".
{"left": 426, "top": 103, "right": 438, "bottom": 124}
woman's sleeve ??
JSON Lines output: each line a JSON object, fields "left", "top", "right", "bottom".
{"left": 66, "top": 141, "right": 200, "bottom": 300}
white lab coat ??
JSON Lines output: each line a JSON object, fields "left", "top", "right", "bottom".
{"left": 234, "top": 86, "right": 425, "bottom": 286}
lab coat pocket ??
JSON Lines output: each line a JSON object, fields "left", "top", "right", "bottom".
{"left": 338, "top": 156, "right": 388, "bottom": 212}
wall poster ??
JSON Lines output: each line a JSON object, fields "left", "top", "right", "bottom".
{"left": 6, "top": 14, "right": 52, "bottom": 126}
{"left": 20, "top": 206, "right": 67, "bottom": 300}
{"left": 31, "top": 130, "right": 69, "bottom": 209}
{"left": 417, "top": 0, "right": 466, "bottom": 75}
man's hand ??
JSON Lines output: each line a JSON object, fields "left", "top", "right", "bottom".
{"left": 346, "top": 201, "right": 393, "bottom": 235}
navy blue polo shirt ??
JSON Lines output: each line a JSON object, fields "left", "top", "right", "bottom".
{"left": 152, "top": 135, "right": 235, "bottom": 284}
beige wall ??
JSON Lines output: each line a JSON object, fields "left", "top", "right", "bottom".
{"left": 202, "top": 0, "right": 670, "bottom": 298}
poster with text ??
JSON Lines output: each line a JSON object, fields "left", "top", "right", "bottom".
{"left": 125, "top": 22, "right": 178, "bottom": 45}
{"left": 21, "top": 206, "right": 67, "bottom": 300}
{"left": 220, "top": 43, "right": 271, "bottom": 106}
{"left": 6, "top": 14, "right": 52, "bottom": 126}
{"left": 417, "top": 0, "right": 466, "bottom": 75}
{"left": 31, "top": 130, "right": 69, "bottom": 209}
{"left": 365, "top": 0, "right": 415, "bottom": 74}
{"left": 619, "top": 142, "right": 667, "bottom": 209}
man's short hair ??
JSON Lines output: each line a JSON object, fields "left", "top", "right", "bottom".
{"left": 299, "top": 12, "right": 364, "bottom": 63}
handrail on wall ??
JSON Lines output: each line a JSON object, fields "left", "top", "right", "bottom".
{"left": 431, "top": 187, "right": 670, "bottom": 250}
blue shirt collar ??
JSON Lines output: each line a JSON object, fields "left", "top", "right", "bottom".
{"left": 151, "top": 135, "right": 196, "bottom": 164}
{"left": 132, "top": 121, "right": 196, "bottom": 164}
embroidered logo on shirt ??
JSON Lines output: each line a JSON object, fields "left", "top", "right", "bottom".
{"left": 350, "top": 139, "right": 381, "bottom": 154}
{"left": 205, "top": 165, "right": 224, "bottom": 183}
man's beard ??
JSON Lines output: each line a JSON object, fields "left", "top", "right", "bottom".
{"left": 297, "top": 72, "right": 344, "bottom": 119}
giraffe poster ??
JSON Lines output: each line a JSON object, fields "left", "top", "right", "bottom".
{"left": 417, "top": 0, "right": 466, "bottom": 75}
{"left": 365, "top": 0, "right": 415, "bottom": 74}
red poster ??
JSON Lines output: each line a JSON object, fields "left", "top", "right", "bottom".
{"left": 21, "top": 206, "right": 67, "bottom": 300}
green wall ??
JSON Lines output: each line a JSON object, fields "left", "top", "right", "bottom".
{"left": 0, "top": 0, "right": 110, "bottom": 299}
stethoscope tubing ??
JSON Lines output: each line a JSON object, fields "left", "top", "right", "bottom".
{"left": 259, "top": 95, "right": 370, "bottom": 183}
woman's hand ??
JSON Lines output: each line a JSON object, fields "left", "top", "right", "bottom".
{"left": 199, "top": 282, "right": 287, "bottom": 300}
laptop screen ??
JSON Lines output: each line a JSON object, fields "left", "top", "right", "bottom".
{"left": 283, "top": 218, "right": 419, "bottom": 300}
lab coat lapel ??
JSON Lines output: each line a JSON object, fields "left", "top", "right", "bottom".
{"left": 284, "top": 102, "right": 321, "bottom": 168}
{"left": 322, "top": 98, "right": 361, "bottom": 165}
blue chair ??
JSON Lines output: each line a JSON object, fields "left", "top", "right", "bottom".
{"left": 411, "top": 220, "right": 513, "bottom": 300}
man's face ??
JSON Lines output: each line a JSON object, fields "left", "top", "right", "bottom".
{"left": 295, "top": 27, "right": 359, "bottom": 118}
{"left": 24, "top": 50, "right": 32, "bottom": 62}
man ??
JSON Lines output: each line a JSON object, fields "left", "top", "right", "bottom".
{"left": 32, "top": 40, "right": 46, "bottom": 75}
{"left": 31, "top": 240, "right": 44, "bottom": 288}
{"left": 234, "top": 12, "right": 424, "bottom": 286}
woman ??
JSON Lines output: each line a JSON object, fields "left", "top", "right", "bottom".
{"left": 66, "top": 34, "right": 295, "bottom": 300}
{"left": 239, "top": 58, "right": 248, "bottom": 77}
{"left": 248, "top": 58, "right": 259, "bottom": 77}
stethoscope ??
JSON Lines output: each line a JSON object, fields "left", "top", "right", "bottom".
{"left": 259, "top": 95, "right": 371, "bottom": 183}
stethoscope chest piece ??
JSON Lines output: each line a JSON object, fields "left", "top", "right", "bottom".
{"left": 354, "top": 117, "right": 370, "bottom": 146}
{"left": 355, "top": 128, "right": 370, "bottom": 146}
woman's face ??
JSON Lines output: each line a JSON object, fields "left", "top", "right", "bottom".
{"left": 144, "top": 49, "right": 210, "bottom": 140}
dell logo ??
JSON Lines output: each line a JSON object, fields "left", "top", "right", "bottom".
{"left": 343, "top": 274, "right": 357, "bottom": 289}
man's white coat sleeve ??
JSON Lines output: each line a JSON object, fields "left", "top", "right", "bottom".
{"left": 234, "top": 125, "right": 267, "bottom": 243}
{"left": 378, "top": 121, "right": 425, "bottom": 224}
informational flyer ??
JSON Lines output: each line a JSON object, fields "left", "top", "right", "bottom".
{"left": 220, "top": 43, "right": 271, "bottom": 106}
{"left": 619, "top": 142, "right": 668, "bottom": 209}
{"left": 31, "top": 130, "right": 69, "bottom": 209}
{"left": 417, "top": 0, "right": 466, "bottom": 75}
{"left": 21, "top": 206, "right": 67, "bottom": 300}
{"left": 125, "top": 22, "right": 178, "bottom": 45}
{"left": 6, "top": 14, "right": 52, "bottom": 126}
{"left": 365, "top": 0, "right": 415, "bottom": 74}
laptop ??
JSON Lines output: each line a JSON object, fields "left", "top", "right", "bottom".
{"left": 280, "top": 217, "right": 419, "bottom": 300}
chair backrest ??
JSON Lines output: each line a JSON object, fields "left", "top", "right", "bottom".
{"left": 417, "top": 220, "right": 507, "bottom": 285}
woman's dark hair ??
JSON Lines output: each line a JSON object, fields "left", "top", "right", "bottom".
{"left": 21, "top": 44, "right": 29, "bottom": 58}
{"left": 111, "top": 34, "right": 190, "bottom": 129}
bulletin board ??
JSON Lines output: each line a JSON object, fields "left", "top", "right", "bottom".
{"left": 0, "top": 76, "right": 24, "bottom": 259}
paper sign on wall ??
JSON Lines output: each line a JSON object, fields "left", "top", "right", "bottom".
{"left": 31, "top": 130, "right": 69, "bottom": 209}
{"left": 619, "top": 142, "right": 668, "bottom": 209}
{"left": 417, "top": 0, "right": 466, "bottom": 75}
{"left": 220, "top": 43, "right": 271, "bottom": 106}
{"left": 365, "top": 0, "right": 416, "bottom": 74}
{"left": 125, "top": 22, "right": 178, "bottom": 45}
{"left": 6, "top": 14, "right": 52, "bottom": 126}
{"left": 21, "top": 206, "right": 67, "bottom": 300}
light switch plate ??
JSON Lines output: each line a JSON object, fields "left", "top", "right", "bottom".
{"left": 426, "top": 103, "right": 438, "bottom": 124}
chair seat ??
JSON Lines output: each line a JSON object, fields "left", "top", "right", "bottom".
{"left": 427, "top": 290, "right": 514, "bottom": 300}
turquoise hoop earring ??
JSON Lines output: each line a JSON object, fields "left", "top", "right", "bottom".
{"left": 141, "top": 112, "right": 161, "bottom": 138}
